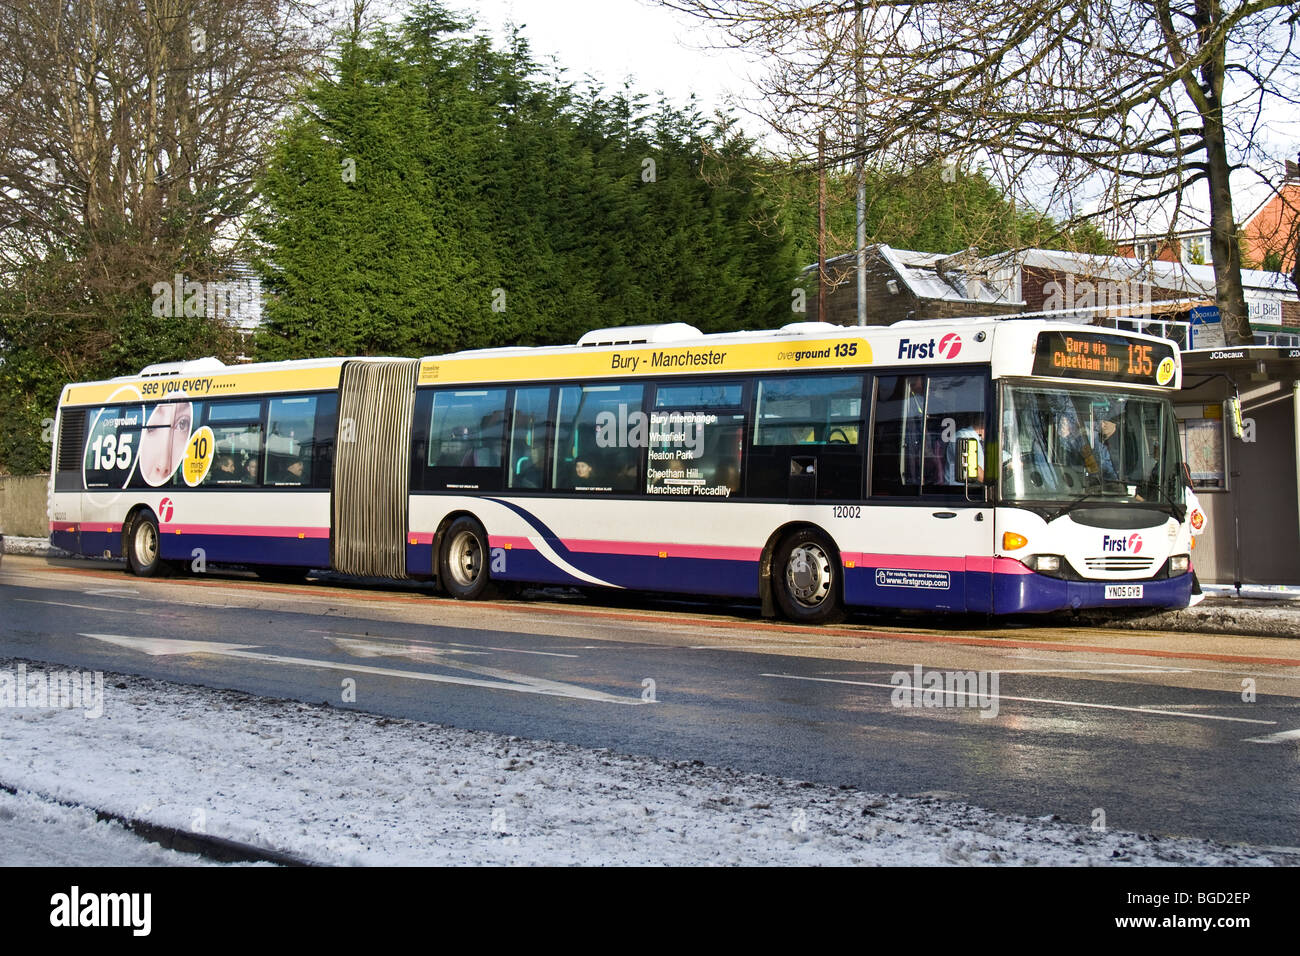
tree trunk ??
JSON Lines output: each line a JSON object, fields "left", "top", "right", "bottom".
{"left": 1197, "top": 0, "right": 1252, "bottom": 346}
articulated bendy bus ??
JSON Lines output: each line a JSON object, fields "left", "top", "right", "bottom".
{"left": 49, "top": 318, "right": 1194, "bottom": 622}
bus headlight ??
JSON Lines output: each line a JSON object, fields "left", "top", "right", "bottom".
{"left": 1025, "top": 554, "right": 1061, "bottom": 573}
{"left": 1169, "top": 554, "right": 1191, "bottom": 575}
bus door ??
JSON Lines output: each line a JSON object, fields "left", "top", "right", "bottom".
{"left": 748, "top": 375, "right": 867, "bottom": 501}
{"left": 331, "top": 359, "right": 420, "bottom": 577}
{"left": 865, "top": 372, "right": 993, "bottom": 612}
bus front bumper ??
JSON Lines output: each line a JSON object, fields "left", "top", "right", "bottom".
{"left": 993, "top": 570, "right": 1194, "bottom": 614}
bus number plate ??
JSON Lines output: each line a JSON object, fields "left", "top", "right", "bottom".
{"left": 1104, "top": 585, "right": 1143, "bottom": 600}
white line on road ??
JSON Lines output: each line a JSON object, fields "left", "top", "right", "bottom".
{"left": 690, "top": 643, "right": 846, "bottom": 651}
{"left": 761, "top": 673, "right": 1278, "bottom": 725}
{"left": 1244, "top": 728, "right": 1300, "bottom": 744}
{"left": 306, "top": 630, "right": 580, "bottom": 659}
{"left": 80, "top": 633, "right": 644, "bottom": 705}
{"left": 1009, "top": 651, "right": 1300, "bottom": 681}
{"left": 14, "top": 598, "right": 152, "bottom": 615}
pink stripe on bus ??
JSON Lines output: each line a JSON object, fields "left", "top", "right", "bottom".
{"left": 160, "top": 524, "right": 330, "bottom": 539}
{"left": 843, "top": 553, "right": 1034, "bottom": 575}
{"left": 561, "top": 539, "right": 762, "bottom": 561}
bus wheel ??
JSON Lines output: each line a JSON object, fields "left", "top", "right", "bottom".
{"left": 125, "top": 512, "right": 165, "bottom": 578}
{"left": 773, "top": 529, "right": 843, "bottom": 624}
{"left": 439, "top": 517, "right": 494, "bottom": 600}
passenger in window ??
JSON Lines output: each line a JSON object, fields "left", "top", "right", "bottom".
{"left": 243, "top": 455, "right": 260, "bottom": 485}
{"left": 1061, "top": 416, "right": 1108, "bottom": 476}
{"left": 514, "top": 446, "right": 544, "bottom": 489}
{"left": 1096, "top": 413, "right": 1140, "bottom": 483}
{"left": 212, "top": 454, "right": 239, "bottom": 483}
{"left": 270, "top": 455, "right": 307, "bottom": 485}
{"left": 612, "top": 459, "right": 639, "bottom": 490}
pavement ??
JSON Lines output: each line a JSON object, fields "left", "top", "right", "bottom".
{"left": 3, "top": 534, "right": 1297, "bottom": 638}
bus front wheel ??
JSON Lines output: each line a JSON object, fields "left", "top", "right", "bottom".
{"left": 439, "top": 517, "right": 494, "bottom": 600}
{"left": 773, "top": 529, "right": 844, "bottom": 624}
{"left": 125, "top": 512, "right": 165, "bottom": 578}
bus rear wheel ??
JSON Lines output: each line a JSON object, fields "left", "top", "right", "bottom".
{"left": 125, "top": 512, "right": 165, "bottom": 578}
{"left": 773, "top": 528, "right": 844, "bottom": 624}
{"left": 439, "top": 517, "right": 494, "bottom": 600}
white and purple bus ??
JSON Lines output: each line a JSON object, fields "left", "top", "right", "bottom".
{"left": 48, "top": 318, "right": 1195, "bottom": 622}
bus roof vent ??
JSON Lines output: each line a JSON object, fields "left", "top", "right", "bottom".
{"left": 139, "top": 357, "right": 228, "bottom": 377}
{"left": 577, "top": 323, "right": 703, "bottom": 347}
{"left": 778, "top": 321, "right": 842, "bottom": 335}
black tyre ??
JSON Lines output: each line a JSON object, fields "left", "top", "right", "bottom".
{"left": 772, "top": 528, "right": 844, "bottom": 624}
{"left": 125, "top": 511, "right": 165, "bottom": 577}
{"left": 438, "top": 516, "right": 494, "bottom": 600}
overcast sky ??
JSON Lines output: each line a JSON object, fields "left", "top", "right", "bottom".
{"left": 364, "top": 1, "right": 1297, "bottom": 231}
{"left": 464, "top": 0, "right": 761, "bottom": 117}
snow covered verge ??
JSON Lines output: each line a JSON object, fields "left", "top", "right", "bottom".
{"left": 0, "top": 657, "right": 1280, "bottom": 866}
{"left": 0, "top": 787, "right": 220, "bottom": 866}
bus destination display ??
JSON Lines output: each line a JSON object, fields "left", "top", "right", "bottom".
{"left": 1032, "top": 331, "right": 1176, "bottom": 387}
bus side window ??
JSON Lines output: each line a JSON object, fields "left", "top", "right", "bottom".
{"left": 265, "top": 396, "right": 318, "bottom": 487}
{"left": 648, "top": 381, "right": 746, "bottom": 497}
{"left": 554, "top": 384, "right": 644, "bottom": 493}
{"left": 870, "top": 376, "right": 925, "bottom": 497}
{"left": 203, "top": 400, "right": 264, "bottom": 487}
{"left": 922, "top": 374, "right": 987, "bottom": 493}
{"left": 311, "top": 393, "right": 338, "bottom": 490}
{"left": 509, "top": 387, "right": 554, "bottom": 491}
{"left": 426, "top": 389, "right": 508, "bottom": 492}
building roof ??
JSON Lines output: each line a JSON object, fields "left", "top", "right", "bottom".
{"left": 990, "top": 248, "right": 1296, "bottom": 298}
{"left": 807, "top": 244, "right": 1024, "bottom": 308}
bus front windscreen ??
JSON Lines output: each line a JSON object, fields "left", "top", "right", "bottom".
{"left": 1000, "top": 384, "right": 1185, "bottom": 512}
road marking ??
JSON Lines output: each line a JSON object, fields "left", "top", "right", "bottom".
{"left": 80, "top": 633, "right": 644, "bottom": 705}
{"left": 991, "top": 668, "right": 1196, "bottom": 676}
{"left": 1010, "top": 651, "right": 1300, "bottom": 681}
{"left": 1244, "top": 728, "right": 1300, "bottom": 744}
{"left": 84, "top": 634, "right": 259, "bottom": 656}
{"left": 25, "top": 561, "right": 1300, "bottom": 665}
{"left": 690, "top": 643, "right": 845, "bottom": 651}
{"left": 445, "top": 641, "right": 578, "bottom": 659}
{"left": 762, "top": 673, "right": 1278, "bottom": 725}
{"left": 14, "top": 598, "right": 152, "bottom": 615}
{"left": 307, "top": 630, "right": 579, "bottom": 659}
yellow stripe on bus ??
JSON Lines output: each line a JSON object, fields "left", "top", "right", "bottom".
{"left": 418, "top": 339, "right": 873, "bottom": 385}
{"left": 61, "top": 337, "right": 874, "bottom": 405}
{"left": 63, "top": 365, "right": 345, "bottom": 406}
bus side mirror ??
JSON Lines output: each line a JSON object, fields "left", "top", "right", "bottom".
{"left": 963, "top": 437, "right": 980, "bottom": 480}
{"left": 1227, "top": 396, "right": 1244, "bottom": 440}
